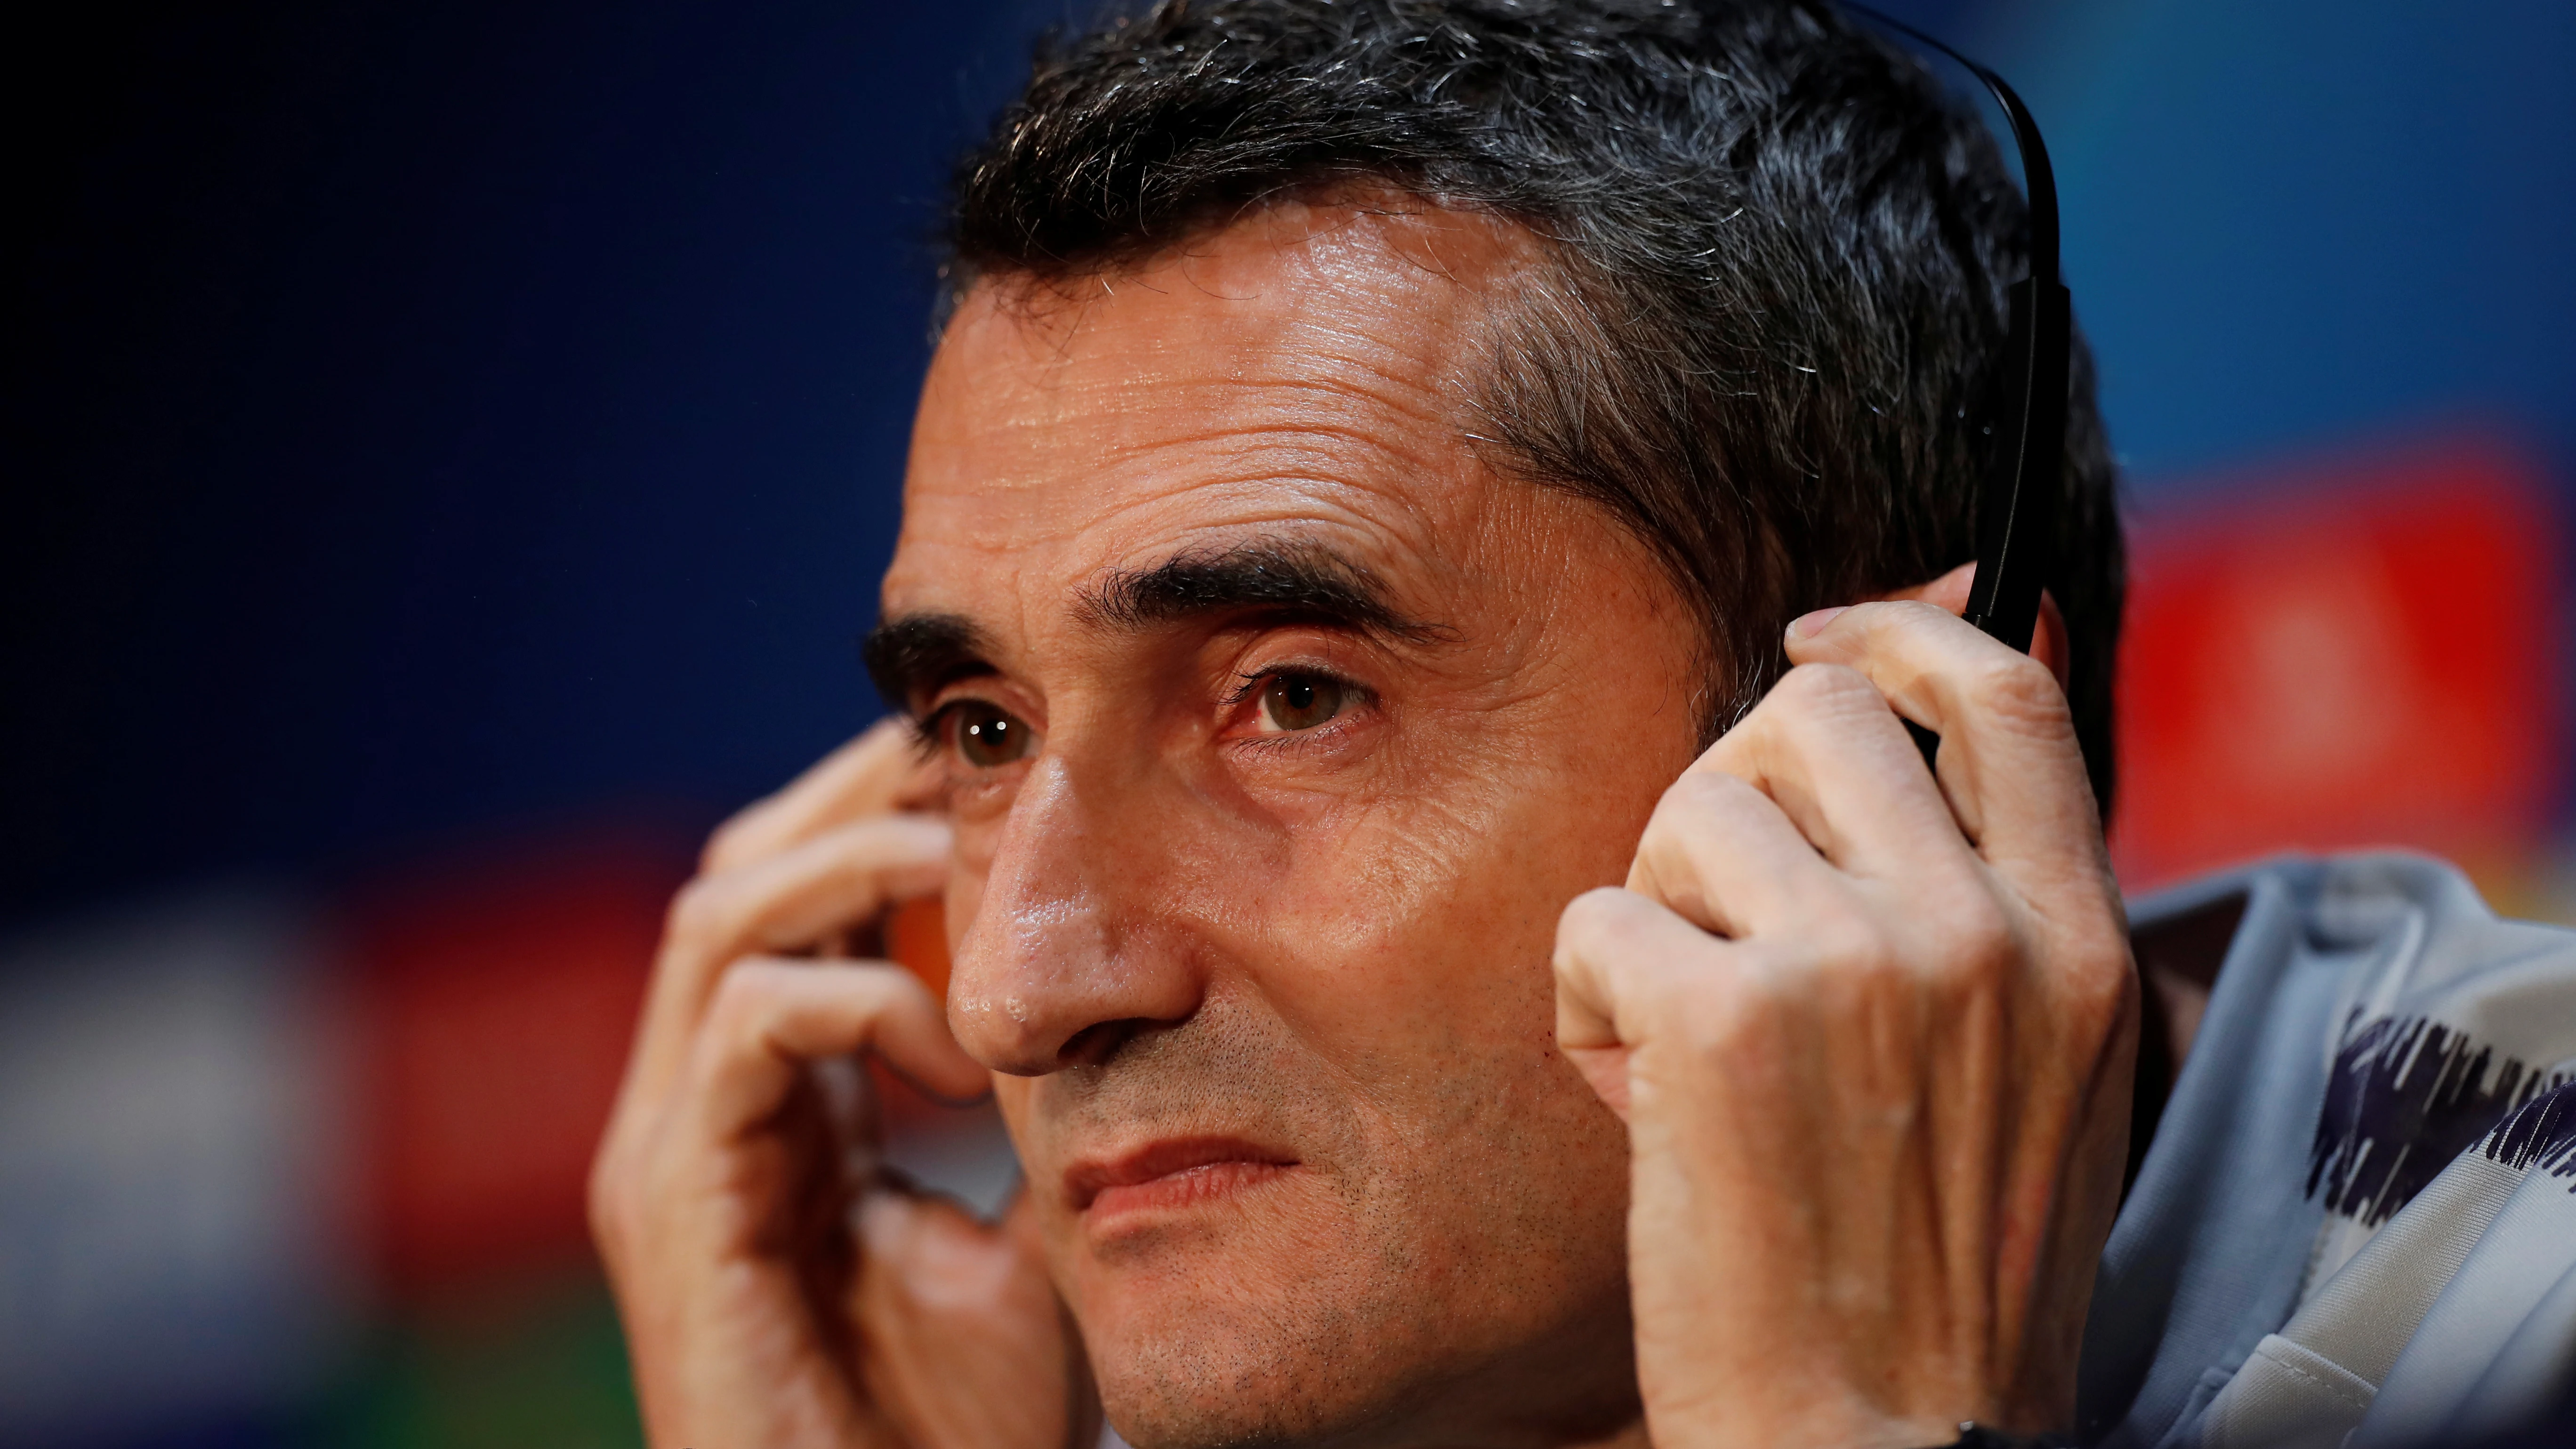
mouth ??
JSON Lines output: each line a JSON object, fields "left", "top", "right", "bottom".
{"left": 1064, "top": 1135, "right": 1299, "bottom": 1221}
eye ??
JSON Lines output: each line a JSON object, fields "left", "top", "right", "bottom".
{"left": 949, "top": 700, "right": 1034, "bottom": 767}
{"left": 1254, "top": 672, "right": 1349, "bottom": 733}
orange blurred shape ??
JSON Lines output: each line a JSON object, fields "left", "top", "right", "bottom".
{"left": 2111, "top": 435, "right": 2562, "bottom": 891}
{"left": 886, "top": 894, "right": 950, "bottom": 1001}
{"left": 344, "top": 835, "right": 684, "bottom": 1295}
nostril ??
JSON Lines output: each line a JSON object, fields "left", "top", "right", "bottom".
{"left": 1058, "top": 1017, "right": 1146, "bottom": 1069}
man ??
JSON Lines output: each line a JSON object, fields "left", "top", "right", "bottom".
{"left": 589, "top": 4, "right": 2576, "bottom": 1448}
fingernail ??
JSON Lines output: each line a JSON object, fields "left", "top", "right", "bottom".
{"left": 1787, "top": 606, "right": 1848, "bottom": 640}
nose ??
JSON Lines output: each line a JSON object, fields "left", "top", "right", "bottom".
{"left": 945, "top": 754, "right": 1202, "bottom": 1075}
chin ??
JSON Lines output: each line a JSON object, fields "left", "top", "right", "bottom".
{"left": 1088, "top": 1302, "right": 1411, "bottom": 1449}
{"left": 1065, "top": 1176, "right": 1638, "bottom": 1449}
{"left": 1064, "top": 1174, "right": 1440, "bottom": 1449}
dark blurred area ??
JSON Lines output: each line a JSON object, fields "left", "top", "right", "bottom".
{"left": 6, "top": 0, "right": 1041, "bottom": 919}
{"left": 3, "top": 0, "right": 2571, "bottom": 1444}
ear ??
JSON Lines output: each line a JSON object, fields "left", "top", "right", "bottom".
{"left": 1871, "top": 561, "right": 2071, "bottom": 692}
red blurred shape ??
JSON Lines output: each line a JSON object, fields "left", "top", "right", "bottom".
{"left": 345, "top": 834, "right": 684, "bottom": 1295}
{"left": 886, "top": 894, "right": 950, "bottom": 1002}
{"left": 2112, "top": 436, "right": 2562, "bottom": 890}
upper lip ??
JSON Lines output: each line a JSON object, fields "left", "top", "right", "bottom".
{"left": 1063, "top": 1135, "right": 1298, "bottom": 1212}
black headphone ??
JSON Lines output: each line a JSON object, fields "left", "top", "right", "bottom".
{"left": 1848, "top": 3, "right": 2071, "bottom": 658}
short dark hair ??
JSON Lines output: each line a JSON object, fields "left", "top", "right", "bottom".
{"left": 943, "top": 0, "right": 2125, "bottom": 812}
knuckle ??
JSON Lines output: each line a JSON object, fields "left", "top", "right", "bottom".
{"left": 1656, "top": 769, "right": 1746, "bottom": 819}
{"left": 1968, "top": 652, "right": 2071, "bottom": 728}
{"left": 586, "top": 1157, "right": 630, "bottom": 1247}
{"left": 1555, "top": 892, "right": 1721, "bottom": 1001}
{"left": 698, "top": 819, "right": 751, "bottom": 875}
{"left": 2075, "top": 965, "right": 2137, "bottom": 1044}
{"left": 704, "top": 958, "right": 782, "bottom": 1034}
{"left": 1923, "top": 882, "right": 2015, "bottom": 959}
{"left": 699, "top": 792, "right": 784, "bottom": 872}
{"left": 586, "top": 1135, "right": 648, "bottom": 1255}
{"left": 2063, "top": 935, "right": 2139, "bottom": 1027}
{"left": 1637, "top": 783, "right": 1709, "bottom": 856}
{"left": 1555, "top": 887, "right": 1641, "bottom": 962}
{"left": 663, "top": 876, "right": 724, "bottom": 950}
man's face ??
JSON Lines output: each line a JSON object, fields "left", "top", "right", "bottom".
{"left": 880, "top": 202, "right": 1704, "bottom": 1449}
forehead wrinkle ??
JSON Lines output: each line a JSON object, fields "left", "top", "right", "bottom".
{"left": 992, "top": 344, "right": 1466, "bottom": 453}
{"left": 1233, "top": 370, "right": 1466, "bottom": 440}
{"left": 1097, "top": 424, "right": 1455, "bottom": 501}
{"left": 949, "top": 388, "right": 1459, "bottom": 512}
{"left": 1073, "top": 349, "right": 1474, "bottom": 485}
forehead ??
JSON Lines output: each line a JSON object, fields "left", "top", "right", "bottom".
{"left": 885, "top": 202, "right": 1543, "bottom": 625}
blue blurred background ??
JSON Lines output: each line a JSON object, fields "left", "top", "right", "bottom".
{"left": 5, "top": 0, "right": 2571, "bottom": 1443}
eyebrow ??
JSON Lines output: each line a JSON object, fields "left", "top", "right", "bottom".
{"left": 861, "top": 612, "right": 994, "bottom": 714}
{"left": 1077, "top": 539, "right": 1441, "bottom": 643}
{"left": 863, "top": 539, "right": 1445, "bottom": 714}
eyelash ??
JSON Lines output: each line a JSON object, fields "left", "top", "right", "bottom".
{"left": 1222, "top": 666, "right": 1376, "bottom": 745}
{"left": 906, "top": 704, "right": 950, "bottom": 757}
{"left": 906, "top": 665, "right": 1377, "bottom": 765}
{"left": 910, "top": 698, "right": 999, "bottom": 758}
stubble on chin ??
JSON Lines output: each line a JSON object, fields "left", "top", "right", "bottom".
{"left": 1018, "top": 994, "right": 1637, "bottom": 1449}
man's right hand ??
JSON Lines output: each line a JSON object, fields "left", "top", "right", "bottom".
{"left": 590, "top": 719, "right": 1081, "bottom": 1449}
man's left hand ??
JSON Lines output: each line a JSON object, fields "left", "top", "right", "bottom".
{"left": 1553, "top": 573, "right": 2138, "bottom": 1449}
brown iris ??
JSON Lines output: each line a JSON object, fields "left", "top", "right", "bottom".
{"left": 954, "top": 702, "right": 1032, "bottom": 767}
{"left": 1257, "top": 673, "right": 1347, "bottom": 733}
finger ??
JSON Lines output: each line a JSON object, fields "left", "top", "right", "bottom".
{"left": 1553, "top": 886, "right": 1735, "bottom": 1054}
{"left": 856, "top": 1188, "right": 1014, "bottom": 1286}
{"left": 684, "top": 959, "right": 987, "bottom": 1144}
{"left": 1623, "top": 768, "right": 1852, "bottom": 940}
{"left": 1691, "top": 659, "right": 1977, "bottom": 886}
{"left": 703, "top": 718, "right": 940, "bottom": 874}
{"left": 1784, "top": 598, "right": 2099, "bottom": 869}
{"left": 639, "top": 814, "right": 954, "bottom": 1098}
{"left": 726, "top": 815, "right": 953, "bottom": 955}
{"left": 808, "top": 1052, "right": 887, "bottom": 1185}
{"left": 850, "top": 1179, "right": 1072, "bottom": 1449}
{"left": 1872, "top": 562, "right": 2071, "bottom": 692}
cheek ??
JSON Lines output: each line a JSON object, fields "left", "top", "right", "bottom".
{"left": 1285, "top": 733, "right": 1645, "bottom": 988}
{"left": 1221, "top": 710, "right": 1678, "bottom": 1182}
{"left": 1248, "top": 797, "right": 1580, "bottom": 1095}
{"left": 942, "top": 805, "right": 1009, "bottom": 956}
{"left": 944, "top": 863, "right": 986, "bottom": 957}
{"left": 990, "top": 1075, "right": 1039, "bottom": 1159}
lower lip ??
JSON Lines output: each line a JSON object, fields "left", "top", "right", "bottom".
{"left": 1085, "top": 1159, "right": 1292, "bottom": 1221}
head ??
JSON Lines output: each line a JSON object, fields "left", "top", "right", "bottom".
{"left": 868, "top": 3, "right": 2122, "bottom": 1447}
